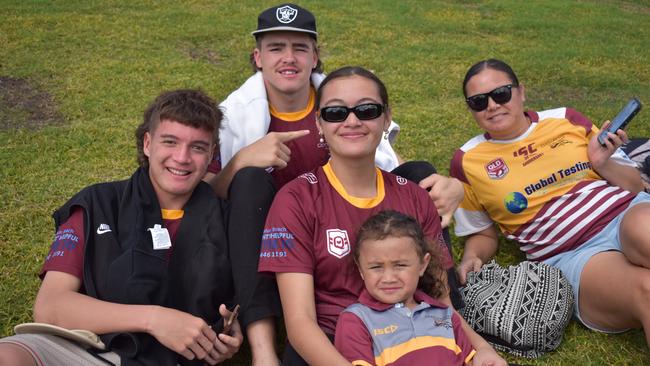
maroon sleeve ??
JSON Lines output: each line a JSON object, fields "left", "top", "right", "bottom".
{"left": 452, "top": 312, "right": 476, "bottom": 365}
{"left": 335, "top": 311, "right": 376, "bottom": 366}
{"left": 565, "top": 107, "right": 594, "bottom": 135}
{"left": 40, "top": 206, "right": 85, "bottom": 280}
{"left": 450, "top": 149, "right": 468, "bottom": 184}
{"left": 258, "top": 183, "right": 316, "bottom": 275}
{"left": 415, "top": 186, "right": 453, "bottom": 269}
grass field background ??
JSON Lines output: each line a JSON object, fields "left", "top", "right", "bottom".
{"left": 1, "top": 0, "right": 649, "bottom": 364}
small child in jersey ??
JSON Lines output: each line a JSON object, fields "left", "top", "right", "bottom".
{"left": 335, "top": 210, "right": 476, "bottom": 366}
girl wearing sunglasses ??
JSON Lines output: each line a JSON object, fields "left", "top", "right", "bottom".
{"left": 452, "top": 59, "right": 650, "bottom": 346}
{"left": 258, "top": 66, "right": 506, "bottom": 366}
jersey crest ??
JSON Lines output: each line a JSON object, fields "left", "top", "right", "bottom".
{"left": 396, "top": 176, "right": 408, "bottom": 185}
{"left": 326, "top": 229, "right": 351, "bottom": 258}
{"left": 485, "top": 157, "right": 509, "bottom": 179}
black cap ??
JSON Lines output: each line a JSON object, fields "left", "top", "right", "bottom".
{"left": 252, "top": 3, "right": 317, "bottom": 39}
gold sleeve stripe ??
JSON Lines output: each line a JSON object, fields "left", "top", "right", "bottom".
{"left": 374, "top": 336, "right": 462, "bottom": 366}
{"left": 465, "top": 349, "right": 477, "bottom": 365}
{"left": 352, "top": 360, "right": 374, "bottom": 366}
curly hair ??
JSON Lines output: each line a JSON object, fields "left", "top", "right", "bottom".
{"left": 355, "top": 210, "right": 447, "bottom": 299}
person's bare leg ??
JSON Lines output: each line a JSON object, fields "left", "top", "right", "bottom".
{"left": 619, "top": 203, "right": 650, "bottom": 268}
{"left": 0, "top": 343, "right": 37, "bottom": 366}
{"left": 579, "top": 251, "right": 650, "bottom": 346}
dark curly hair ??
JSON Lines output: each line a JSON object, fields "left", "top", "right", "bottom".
{"left": 355, "top": 210, "right": 447, "bottom": 299}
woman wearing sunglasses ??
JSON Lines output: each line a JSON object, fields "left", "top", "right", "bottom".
{"left": 452, "top": 59, "right": 650, "bottom": 345}
{"left": 258, "top": 66, "right": 506, "bottom": 365}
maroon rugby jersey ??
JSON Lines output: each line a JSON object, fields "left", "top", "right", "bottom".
{"left": 259, "top": 162, "right": 450, "bottom": 334}
{"left": 267, "top": 104, "right": 329, "bottom": 188}
{"left": 207, "top": 88, "right": 329, "bottom": 189}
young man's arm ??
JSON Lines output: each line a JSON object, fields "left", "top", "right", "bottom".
{"left": 204, "top": 130, "right": 310, "bottom": 198}
{"left": 34, "top": 271, "right": 242, "bottom": 364}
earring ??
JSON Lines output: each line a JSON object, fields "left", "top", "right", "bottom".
{"left": 383, "top": 130, "right": 389, "bottom": 140}
{"left": 319, "top": 134, "right": 325, "bottom": 144}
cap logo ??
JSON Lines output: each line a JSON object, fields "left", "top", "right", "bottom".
{"left": 276, "top": 5, "right": 298, "bottom": 24}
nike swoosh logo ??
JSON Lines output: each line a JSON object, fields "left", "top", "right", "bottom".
{"left": 96, "top": 228, "right": 112, "bottom": 234}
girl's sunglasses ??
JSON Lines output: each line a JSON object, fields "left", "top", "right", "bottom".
{"left": 466, "top": 84, "right": 514, "bottom": 112}
{"left": 319, "top": 103, "right": 384, "bottom": 123}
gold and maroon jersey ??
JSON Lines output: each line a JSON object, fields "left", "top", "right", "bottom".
{"left": 451, "top": 108, "right": 635, "bottom": 260}
{"left": 259, "top": 162, "right": 450, "bottom": 334}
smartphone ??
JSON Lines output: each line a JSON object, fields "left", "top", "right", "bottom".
{"left": 598, "top": 98, "right": 642, "bottom": 146}
{"left": 221, "top": 304, "right": 240, "bottom": 335}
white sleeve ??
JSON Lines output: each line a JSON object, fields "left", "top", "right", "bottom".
{"left": 453, "top": 208, "right": 494, "bottom": 237}
{"left": 375, "top": 120, "right": 400, "bottom": 171}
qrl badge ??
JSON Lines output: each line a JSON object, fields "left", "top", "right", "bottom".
{"left": 276, "top": 5, "right": 298, "bottom": 23}
{"left": 485, "top": 158, "right": 509, "bottom": 179}
{"left": 326, "top": 229, "right": 351, "bottom": 258}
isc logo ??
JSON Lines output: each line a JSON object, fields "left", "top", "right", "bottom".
{"left": 513, "top": 143, "right": 537, "bottom": 158}
{"left": 373, "top": 325, "right": 398, "bottom": 336}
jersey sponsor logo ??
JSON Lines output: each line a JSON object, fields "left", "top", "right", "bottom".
{"left": 373, "top": 324, "right": 398, "bottom": 336}
{"left": 47, "top": 228, "right": 79, "bottom": 260}
{"left": 504, "top": 192, "right": 528, "bottom": 214}
{"left": 485, "top": 158, "right": 509, "bottom": 179}
{"left": 261, "top": 227, "right": 294, "bottom": 258}
{"left": 326, "top": 229, "right": 351, "bottom": 258}
{"left": 396, "top": 176, "right": 408, "bottom": 185}
{"left": 513, "top": 143, "right": 543, "bottom": 166}
{"left": 522, "top": 161, "right": 592, "bottom": 196}
{"left": 513, "top": 143, "right": 537, "bottom": 158}
{"left": 276, "top": 5, "right": 298, "bottom": 24}
{"left": 299, "top": 172, "right": 318, "bottom": 184}
{"left": 432, "top": 317, "right": 453, "bottom": 329}
{"left": 550, "top": 136, "right": 572, "bottom": 149}
{"left": 96, "top": 223, "right": 112, "bottom": 234}
{"left": 540, "top": 134, "right": 572, "bottom": 149}
{"left": 522, "top": 152, "right": 544, "bottom": 166}
{"left": 524, "top": 173, "right": 558, "bottom": 196}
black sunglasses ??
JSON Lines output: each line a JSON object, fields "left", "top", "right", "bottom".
{"left": 466, "top": 84, "right": 514, "bottom": 112}
{"left": 319, "top": 103, "right": 384, "bottom": 123}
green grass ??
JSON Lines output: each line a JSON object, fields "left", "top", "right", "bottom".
{"left": 1, "top": 0, "right": 649, "bottom": 364}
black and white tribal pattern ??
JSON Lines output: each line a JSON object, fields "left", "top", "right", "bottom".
{"left": 460, "top": 260, "right": 574, "bottom": 359}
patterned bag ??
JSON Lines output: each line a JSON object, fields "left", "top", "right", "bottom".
{"left": 460, "top": 260, "right": 574, "bottom": 358}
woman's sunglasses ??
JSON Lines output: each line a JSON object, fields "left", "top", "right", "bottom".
{"left": 319, "top": 103, "right": 384, "bottom": 123}
{"left": 465, "top": 84, "right": 514, "bottom": 112}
